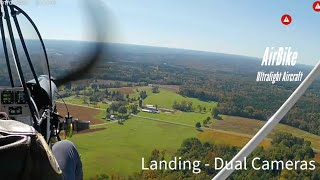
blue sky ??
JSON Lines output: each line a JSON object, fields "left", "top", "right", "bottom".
{"left": 17, "top": 0, "right": 320, "bottom": 65}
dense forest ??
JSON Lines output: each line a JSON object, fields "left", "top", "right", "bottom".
{"left": 129, "top": 133, "right": 320, "bottom": 180}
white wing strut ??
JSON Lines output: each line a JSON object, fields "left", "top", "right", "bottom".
{"left": 213, "top": 61, "right": 320, "bottom": 180}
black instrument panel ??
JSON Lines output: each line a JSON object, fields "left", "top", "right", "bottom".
{"left": 0, "top": 88, "right": 31, "bottom": 126}
{"left": 15, "top": 91, "right": 27, "bottom": 104}
{"left": 1, "top": 90, "right": 27, "bottom": 104}
{"left": 1, "top": 91, "right": 14, "bottom": 104}
{"left": 8, "top": 106, "right": 23, "bottom": 115}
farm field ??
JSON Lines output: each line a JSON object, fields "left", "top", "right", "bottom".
{"left": 108, "top": 85, "right": 179, "bottom": 96}
{"left": 143, "top": 90, "right": 217, "bottom": 110}
{"left": 63, "top": 86, "right": 198, "bottom": 110}
{"left": 212, "top": 115, "right": 320, "bottom": 151}
{"left": 56, "top": 103, "right": 104, "bottom": 125}
{"left": 62, "top": 96, "right": 110, "bottom": 109}
{"left": 198, "top": 130, "right": 271, "bottom": 148}
{"left": 138, "top": 111, "right": 212, "bottom": 127}
{"left": 61, "top": 86, "right": 217, "bottom": 128}
{"left": 65, "top": 110, "right": 320, "bottom": 179}
{"left": 70, "top": 116, "right": 199, "bottom": 179}
{"left": 57, "top": 86, "right": 320, "bottom": 179}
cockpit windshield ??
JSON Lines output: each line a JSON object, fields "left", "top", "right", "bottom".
{"left": 0, "top": 4, "right": 50, "bottom": 90}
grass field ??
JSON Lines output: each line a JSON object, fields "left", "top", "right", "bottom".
{"left": 63, "top": 95, "right": 110, "bottom": 109}
{"left": 61, "top": 86, "right": 320, "bottom": 179}
{"left": 138, "top": 111, "right": 212, "bottom": 127}
{"left": 198, "top": 130, "right": 271, "bottom": 148}
{"left": 63, "top": 86, "right": 216, "bottom": 114}
{"left": 143, "top": 90, "right": 217, "bottom": 110}
{"left": 212, "top": 115, "right": 320, "bottom": 151}
{"left": 62, "top": 87, "right": 217, "bottom": 179}
{"left": 70, "top": 117, "right": 199, "bottom": 179}
{"left": 109, "top": 86, "right": 152, "bottom": 99}
{"left": 70, "top": 112, "right": 320, "bottom": 179}
{"left": 109, "top": 85, "right": 179, "bottom": 97}
{"left": 108, "top": 85, "right": 179, "bottom": 95}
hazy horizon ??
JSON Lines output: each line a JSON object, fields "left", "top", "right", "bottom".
{"left": 16, "top": 0, "right": 319, "bottom": 66}
{"left": 38, "top": 39, "right": 313, "bottom": 67}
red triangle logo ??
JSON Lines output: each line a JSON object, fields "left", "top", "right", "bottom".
{"left": 313, "top": 1, "right": 320, "bottom": 12}
{"left": 281, "top": 14, "right": 292, "bottom": 25}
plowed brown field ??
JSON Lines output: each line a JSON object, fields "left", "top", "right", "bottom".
{"left": 56, "top": 103, "right": 104, "bottom": 125}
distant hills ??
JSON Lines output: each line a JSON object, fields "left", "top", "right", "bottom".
{"left": 0, "top": 40, "right": 314, "bottom": 86}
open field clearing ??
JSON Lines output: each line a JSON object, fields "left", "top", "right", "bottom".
{"left": 212, "top": 115, "right": 320, "bottom": 152}
{"left": 59, "top": 88, "right": 320, "bottom": 178}
{"left": 62, "top": 96, "right": 110, "bottom": 109}
{"left": 62, "top": 87, "right": 216, "bottom": 113}
{"left": 138, "top": 111, "right": 213, "bottom": 127}
{"left": 108, "top": 85, "right": 179, "bottom": 95}
{"left": 158, "top": 85, "right": 180, "bottom": 92}
{"left": 198, "top": 130, "right": 271, "bottom": 148}
{"left": 110, "top": 87, "right": 135, "bottom": 94}
{"left": 107, "top": 86, "right": 180, "bottom": 99}
{"left": 70, "top": 116, "right": 198, "bottom": 179}
{"left": 143, "top": 89, "right": 217, "bottom": 110}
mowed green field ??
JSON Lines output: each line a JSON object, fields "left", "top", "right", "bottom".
{"left": 63, "top": 86, "right": 217, "bottom": 114}
{"left": 67, "top": 87, "right": 217, "bottom": 179}
{"left": 144, "top": 90, "right": 216, "bottom": 110}
{"left": 125, "top": 86, "right": 215, "bottom": 110}
{"left": 64, "top": 86, "right": 320, "bottom": 179}
{"left": 63, "top": 95, "right": 110, "bottom": 109}
{"left": 71, "top": 117, "right": 199, "bottom": 179}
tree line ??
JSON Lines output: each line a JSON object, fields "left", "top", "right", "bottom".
{"left": 130, "top": 132, "right": 320, "bottom": 179}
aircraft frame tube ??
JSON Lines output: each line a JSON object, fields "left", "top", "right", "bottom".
{"left": 213, "top": 61, "right": 320, "bottom": 180}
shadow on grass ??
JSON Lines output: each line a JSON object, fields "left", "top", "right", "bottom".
{"left": 76, "top": 127, "right": 106, "bottom": 134}
{"left": 197, "top": 128, "right": 204, "bottom": 132}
